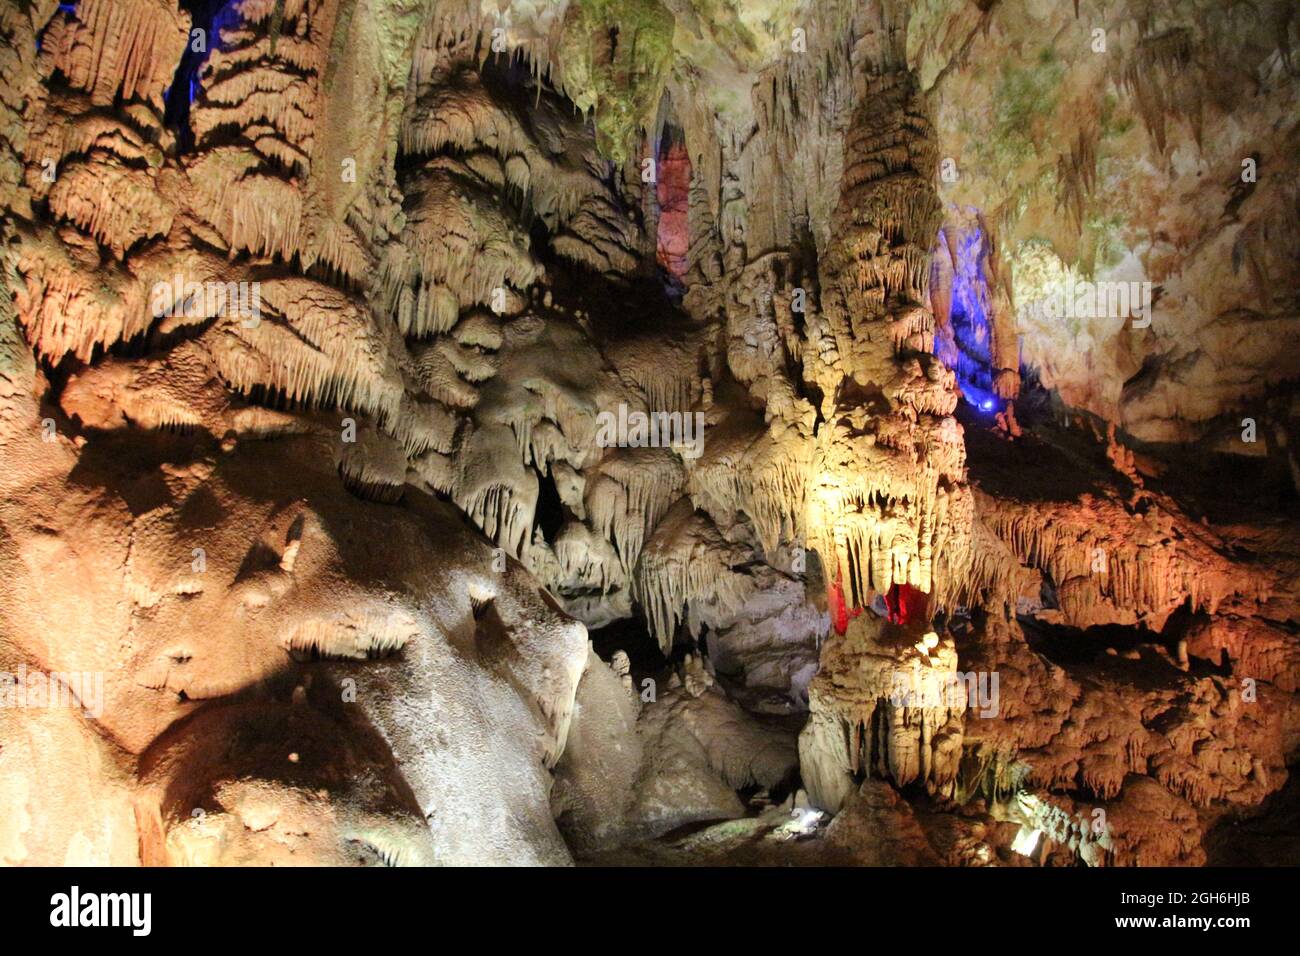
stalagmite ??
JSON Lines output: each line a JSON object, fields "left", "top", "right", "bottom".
{"left": 801, "top": 612, "right": 966, "bottom": 811}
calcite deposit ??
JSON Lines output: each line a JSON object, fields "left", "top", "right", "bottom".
{"left": 0, "top": 0, "right": 1296, "bottom": 868}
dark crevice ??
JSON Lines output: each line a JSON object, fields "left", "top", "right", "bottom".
{"left": 588, "top": 615, "right": 670, "bottom": 688}
{"left": 164, "top": 0, "right": 241, "bottom": 154}
{"left": 533, "top": 465, "right": 565, "bottom": 545}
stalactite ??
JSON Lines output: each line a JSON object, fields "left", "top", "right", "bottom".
{"left": 14, "top": 226, "right": 153, "bottom": 361}
{"left": 976, "top": 489, "right": 1267, "bottom": 628}
{"left": 47, "top": 159, "right": 174, "bottom": 257}
{"left": 210, "top": 278, "right": 405, "bottom": 423}
{"left": 585, "top": 449, "right": 685, "bottom": 574}
{"left": 633, "top": 501, "right": 751, "bottom": 651}
{"left": 44, "top": 0, "right": 189, "bottom": 107}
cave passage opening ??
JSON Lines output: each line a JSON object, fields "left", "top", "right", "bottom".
{"left": 588, "top": 614, "right": 671, "bottom": 689}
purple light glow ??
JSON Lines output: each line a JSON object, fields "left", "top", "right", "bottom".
{"left": 935, "top": 220, "right": 1003, "bottom": 415}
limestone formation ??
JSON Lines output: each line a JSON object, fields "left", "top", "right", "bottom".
{"left": 0, "top": 0, "right": 1296, "bottom": 869}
